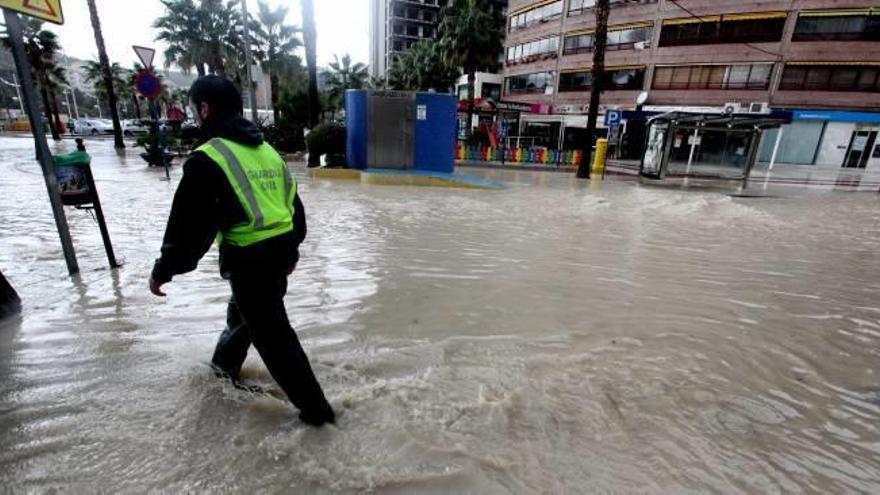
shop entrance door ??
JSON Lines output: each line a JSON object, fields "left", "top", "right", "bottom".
{"left": 842, "top": 130, "right": 877, "bottom": 169}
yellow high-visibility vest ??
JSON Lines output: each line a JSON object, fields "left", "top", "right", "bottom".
{"left": 196, "top": 138, "right": 297, "bottom": 247}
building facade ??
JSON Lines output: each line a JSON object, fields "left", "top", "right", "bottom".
{"left": 502, "top": 0, "right": 880, "bottom": 170}
{"left": 370, "top": 0, "right": 509, "bottom": 78}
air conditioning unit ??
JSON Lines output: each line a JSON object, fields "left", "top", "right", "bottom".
{"left": 723, "top": 102, "right": 740, "bottom": 115}
{"left": 748, "top": 101, "right": 770, "bottom": 114}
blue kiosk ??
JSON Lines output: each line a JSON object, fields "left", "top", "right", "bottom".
{"left": 346, "top": 90, "right": 457, "bottom": 174}
{"left": 338, "top": 90, "right": 501, "bottom": 189}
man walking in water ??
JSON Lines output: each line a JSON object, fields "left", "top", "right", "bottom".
{"left": 149, "top": 76, "right": 335, "bottom": 427}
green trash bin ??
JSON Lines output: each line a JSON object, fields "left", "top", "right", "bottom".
{"left": 52, "top": 150, "right": 94, "bottom": 206}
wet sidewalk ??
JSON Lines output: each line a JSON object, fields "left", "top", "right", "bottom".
{"left": 457, "top": 159, "right": 880, "bottom": 192}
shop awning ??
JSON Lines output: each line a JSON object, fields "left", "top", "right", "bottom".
{"left": 567, "top": 21, "right": 653, "bottom": 37}
{"left": 510, "top": 0, "right": 558, "bottom": 16}
{"left": 722, "top": 11, "right": 788, "bottom": 21}
{"left": 648, "top": 111, "right": 792, "bottom": 129}
{"left": 786, "top": 61, "right": 880, "bottom": 66}
{"left": 560, "top": 65, "right": 647, "bottom": 74}
{"left": 799, "top": 8, "right": 872, "bottom": 17}
{"left": 663, "top": 15, "right": 721, "bottom": 26}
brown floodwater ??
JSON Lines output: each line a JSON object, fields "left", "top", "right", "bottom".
{"left": 1, "top": 137, "right": 879, "bottom": 493}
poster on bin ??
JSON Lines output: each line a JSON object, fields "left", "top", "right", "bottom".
{"left": 55, "top": 164, "right": 92, "bottom": 206}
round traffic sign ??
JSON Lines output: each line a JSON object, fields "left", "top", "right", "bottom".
{"left": 135, "top": 69, "right": 161, "bottom": 99}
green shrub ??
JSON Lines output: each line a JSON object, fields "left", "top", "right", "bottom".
{"left": 305, "top": 122, "right": 347, "bottom": 167}
{"left": 263, "top": 123, "right": 305, "bottom": 153}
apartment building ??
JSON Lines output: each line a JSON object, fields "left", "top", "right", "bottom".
{"left": 502, "top": 0, "right": 880, "bottom": 170}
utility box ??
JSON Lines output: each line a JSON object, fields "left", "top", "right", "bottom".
{"left": 346, "top": 90, "right": 456, "bottom": 174}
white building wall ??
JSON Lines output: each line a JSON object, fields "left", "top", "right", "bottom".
{"left": 456, "top": 72, "right": 504, "bottom": 100}
{"left": 814, "top": 122, "right": 856, "bottom": 169}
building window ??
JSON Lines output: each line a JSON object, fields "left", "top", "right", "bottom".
{"left": 659, "top": 13, "right": 787, "bottom": 46}
{"left": 559, "top": 67, "right": 645, "bottom": 92}
{"left": 568, "top": 0, "right": 658, "bottom": 17}
{"left": 563, "top": 24, "right": 652, "bottom": 55}
{"left": 779, "top": 64, "right": 880, "bottom": 92}
{"left": 652, "top": 64, "right": 774, "bottom": 90}
{"left": 507, "top": 36, "right": 560, "bottom": 64}
{"left": 793, "top": 10, "right": 880, "bottom": 42}
{"left": 483, "top": 83, "right": 502, "bottom": 100}
{"left": 509, "top": 1, "right": 563, "bottom": 31}
{"left": 505, "top": 71, "right": 556, "bottom": 94}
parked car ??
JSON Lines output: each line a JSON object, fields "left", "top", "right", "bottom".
{"left": 74, "top": 119, "right": 114, "bottom": 135}
{"left": 123, "top": 119, "right": 150, "bottom": 136}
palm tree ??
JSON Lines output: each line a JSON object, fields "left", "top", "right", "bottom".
{"left": 367, "top": 75, "right": 386, "bottom": 90}
{"left": 86, "top": 0, "right": 125, "bottom": 148}
{"left": 253, "top": 0, "right": 302, "bottom": 122}
{"left": 388, "top": 40, "right": 458, "bottom": 92}
{"left": 83, "top": 61, "right": 135, "bottom": 119}
{"left": 323, "top": 54, "right": 368, "bottom": 113}
{"left": 301, "top": 0, "right": 319, "bottom": 129}
{"left": 154, "top": 0, "right": 242, "bottom": 78}
{"left": 45, "top": 64, "right": 69, "bottom": 135}
{"left": 155, "top": 0, "right": 208, "bottom": 75}
{"left": 438, "top": 0, "right": 504, "bottom": 138}
{"left": 577, "top": 0, "right": 609, "bottom": 179}
{"left": 2, "top": 18, "right": 64, "bottom": 139}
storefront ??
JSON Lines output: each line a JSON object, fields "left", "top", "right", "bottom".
{"left": 758, "top": 110, "right": 880, "bottom": 171}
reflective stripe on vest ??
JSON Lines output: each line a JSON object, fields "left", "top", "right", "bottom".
{"left": 197, "top": 138, "right": 297, "bottom": 247}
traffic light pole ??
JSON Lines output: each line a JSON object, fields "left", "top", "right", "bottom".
{"left": 3, "top": 9, "right": 79, "bottom": 276}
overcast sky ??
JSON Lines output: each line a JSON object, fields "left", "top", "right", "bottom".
{"left": 46, "top": 0, "right": 369, "bottom": 70}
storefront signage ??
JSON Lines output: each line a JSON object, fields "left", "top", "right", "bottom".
{"left": 555, "top": 104, "right": 586, "bottom": 115}
{"left": 793, "top": 110, "right": 880, "bottom": 124}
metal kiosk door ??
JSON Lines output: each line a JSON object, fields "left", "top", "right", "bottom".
{"left": 843, "top": 130, "right": 878, "bottom": 169}
{"left": 367, "top": 92, "right": 414, "bottom": 169}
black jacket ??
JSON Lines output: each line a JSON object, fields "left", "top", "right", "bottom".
{"left": 151, "top": 116, "right": 306, "bottom": 284}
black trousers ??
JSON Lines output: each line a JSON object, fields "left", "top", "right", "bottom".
{"left": 211, "top": 272, "right": 331, "bottom": 416}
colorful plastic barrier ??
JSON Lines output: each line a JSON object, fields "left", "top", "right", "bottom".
{"left": 455, "top": 144, "right": 582, "bottom": 166}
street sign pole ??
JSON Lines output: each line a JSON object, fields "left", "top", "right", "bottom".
{"left": 3, "top": 8, "right": 78, "bottom": 275}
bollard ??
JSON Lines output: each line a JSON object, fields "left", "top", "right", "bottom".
{"left": 592, "top": 138, "right": 609, "bottom": 177}
{"left": 0, "top": 268, "right": 21, "bottom": 321}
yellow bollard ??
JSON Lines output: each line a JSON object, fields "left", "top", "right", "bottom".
{"left": 592, "top": 138, "right": 608, "bottom": 177}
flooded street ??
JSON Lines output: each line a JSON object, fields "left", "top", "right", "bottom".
{"left": 1, "top": 137, "right": 879, "bottom": 493}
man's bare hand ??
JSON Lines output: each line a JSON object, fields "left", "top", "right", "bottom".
{"left": 149, "top": 277, "right": 167, "bottom": 297}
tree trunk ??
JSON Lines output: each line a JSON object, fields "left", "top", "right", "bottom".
{"left": 39, "top": 79, "right": 60, "bottom": 141}
{"left": 302, "top": 0, "right": 319, "bottom": 126}
{"left": 0, "top": 268, "right": 22, "bottom": 321}
{"left": 577, "top": 0, "right": 609, "bottom": 179}
{"left": 466, "top": 69, "right": 476, "bottom": 140}
{"left": 210, "top": 42, "right": 226, "bottom": 78}
{"left": 51, "top": 92, "right": 64, "bottom": 135}
{"left": 271, "top": 71, "right": 280, "bottom": 123}
{"left": 87, "top": 0, "right": 125, "bottom": 149}
{"left": 132, "top": 94, "right": 142, "bottom": 120}
{"left": 302, "top": 0, "right": 321, "bottom": 166}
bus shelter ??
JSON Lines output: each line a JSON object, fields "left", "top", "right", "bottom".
{"left": 640, "top": 111, "right": 791, "bottom": 182}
